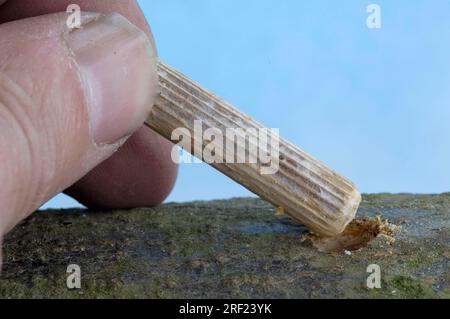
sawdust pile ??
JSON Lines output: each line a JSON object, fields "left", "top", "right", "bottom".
{"left": 303, "top": 216, "right": 397, "bottom": 253}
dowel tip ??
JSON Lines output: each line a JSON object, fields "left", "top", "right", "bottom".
{"left": 317, "top": 188, "right": 362, "bottom": 236}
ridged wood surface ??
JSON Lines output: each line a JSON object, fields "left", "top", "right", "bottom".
{"left": 145, "top": 60, "right": 361, "bottom": 236}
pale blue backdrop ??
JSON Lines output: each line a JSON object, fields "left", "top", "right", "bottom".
{"left": 43, "top": 0, "right": 450, "bottom": 208}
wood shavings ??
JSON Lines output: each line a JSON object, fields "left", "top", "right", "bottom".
{"left": 302, "top": 216, "right": 397, "bottom": 253}
{"left": 275, "top": 206, "right": 285, "bottom": 216}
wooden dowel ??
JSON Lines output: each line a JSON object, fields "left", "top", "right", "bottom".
{"left": 145, "top": 60, "right": 361, "bottom": 236}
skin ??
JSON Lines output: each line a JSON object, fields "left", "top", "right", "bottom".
{"left": 0, "top": 0, "right": 178, "bottom": 261}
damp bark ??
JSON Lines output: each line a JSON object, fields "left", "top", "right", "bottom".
{"left": 1, "top": 194, "right": 450, "bottom": 298}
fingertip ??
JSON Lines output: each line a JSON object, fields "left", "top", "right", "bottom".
{"left": 0, "top": 12, "right": 159, "bottom": 232}
{"left": 65, "top": 127, "right": 178, "bottom": 210}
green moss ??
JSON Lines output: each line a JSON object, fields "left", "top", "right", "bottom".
{"left": 389, "top": 276, "right": 436, "bottom": 298}
{"left": 1, "top": 195, "right": 449, "bottom": 298}
{"left": 405, "top": 246, "right": 444, "bottom": 270}
{"left": 362, "top": 193, "right": 450, "bottom": 209}
{"left": 360, "top": 276, "right": 437, "bottom": 299}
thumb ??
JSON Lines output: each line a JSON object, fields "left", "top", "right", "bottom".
{"left": 0, "top": 13, "right": 158, "bottom": 236}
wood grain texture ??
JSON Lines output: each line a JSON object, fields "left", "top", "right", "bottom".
{"left": 145, "top": 60, "right": 361, "bottom": 236}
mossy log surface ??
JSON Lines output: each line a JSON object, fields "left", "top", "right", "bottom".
{"left": 1, "top": 194, "right": 450, "bottom": 299}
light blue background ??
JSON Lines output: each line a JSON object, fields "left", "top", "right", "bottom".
{"left": 43, "top": 0, "right": 450, "bottom": 208}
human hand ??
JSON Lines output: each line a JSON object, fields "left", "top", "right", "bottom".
{"left": 0, "top": 0, "right": 178, "bottom": 264}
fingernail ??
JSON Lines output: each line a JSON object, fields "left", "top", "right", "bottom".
{"left": 68, "top": 13, "right": 158, "bottom": 145}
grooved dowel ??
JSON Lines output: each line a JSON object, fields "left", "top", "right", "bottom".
{"left": 145, "top": 60, "right": 361, "bottom": 236}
